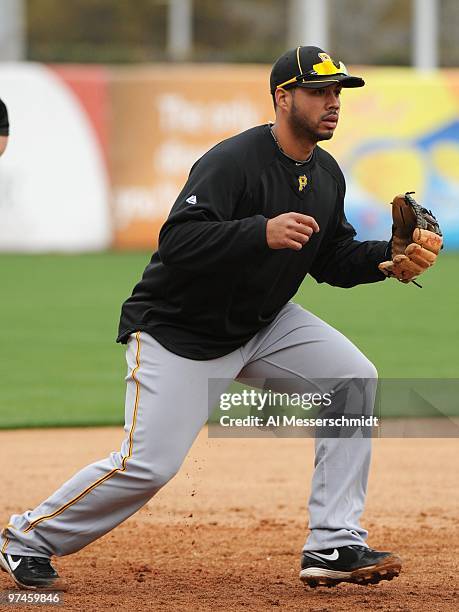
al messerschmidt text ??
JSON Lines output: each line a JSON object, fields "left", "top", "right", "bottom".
{"left": 219, "top": 415, "right": 380, "bottom": 427}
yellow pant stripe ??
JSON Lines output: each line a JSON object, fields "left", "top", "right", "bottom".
{"left": 122, "top": 332, "right": 141, "bottom": 470}
{"left": 1, "top": 537, "right": 10, "bottom": 553}
{"left": 23, "top": 332, "right": 142, "bottom": 534}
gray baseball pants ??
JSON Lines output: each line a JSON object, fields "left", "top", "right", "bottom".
{"left": 1, "top": 302, "right": 377, "bottom": 558}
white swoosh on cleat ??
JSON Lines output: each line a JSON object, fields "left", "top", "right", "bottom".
{"left": 309, "top": 549, "right": 339, "bottom": 561}
{"left": 7, "top": 555, "right": 21, "bottom": 571}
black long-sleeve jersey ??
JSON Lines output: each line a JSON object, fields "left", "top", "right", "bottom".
{"left": 118, "top": 124, "right": 388, "bottom": 360}
{"left": 0, "top": 99, "right": 9, "bottom": 135}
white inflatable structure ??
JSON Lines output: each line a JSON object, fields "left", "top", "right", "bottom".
{"left": 0, "top": 63, "right": 110, "bottom": 251}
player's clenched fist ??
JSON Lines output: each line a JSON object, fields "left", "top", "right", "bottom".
{"left": 266, "top": 212, "right": 320, "bottom": 251}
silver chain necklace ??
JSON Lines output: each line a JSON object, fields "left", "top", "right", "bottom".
{"left": 269, "top": 123, "right": 313, "bottom": 165}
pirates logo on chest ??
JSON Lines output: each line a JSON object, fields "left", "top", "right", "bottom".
{"left": 298, "top": 175, "right": 308, "bottom": 192}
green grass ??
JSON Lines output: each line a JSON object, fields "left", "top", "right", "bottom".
{"left": 0, "top": 252, "right": 457, "bottom": 428}
{"left": 1, "top": 253, "right": 150, "bottom": 428}
{"left": 296, "top": 252, "right": 459, "bottom": 378}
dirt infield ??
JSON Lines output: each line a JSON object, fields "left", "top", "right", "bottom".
{"left": 1, "top": 428, "right": 458, "bottom": 611}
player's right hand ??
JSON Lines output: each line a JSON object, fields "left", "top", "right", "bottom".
{"left": 266, "top": 212, "right": 320, "bottom": 251}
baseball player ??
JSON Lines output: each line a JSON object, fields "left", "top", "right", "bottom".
{"left": 0, "top": 47, "right": 442, "bottom": 591}
{"left": 0, "top": 98, "right": 9, "bottom": 156}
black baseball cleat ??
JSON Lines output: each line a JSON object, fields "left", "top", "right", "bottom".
{"left": 300, "top": 545, "right": 402, "bottom": 588}
{"left": 0, "top": 551, "right": 63, "bottom": 590}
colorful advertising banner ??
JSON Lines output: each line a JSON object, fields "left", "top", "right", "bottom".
{"left": 1, "top": 64, "right": 459, "bottom": 251}
{"left": 324, "top": 68, "right": 459, "bottom": 249}
{"left": 108, "top": 66, "right": 459, "bottom": 250}
{"left": 109, "top": 65, "right": 274, "bottom": 249}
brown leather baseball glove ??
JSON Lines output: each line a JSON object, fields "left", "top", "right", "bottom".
{"left": 379, "top": 192, "right": 443, "bottom": 284}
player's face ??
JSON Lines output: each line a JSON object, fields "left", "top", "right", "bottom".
{"left": 288, "top": 83, "right": 342, "bottom": 143}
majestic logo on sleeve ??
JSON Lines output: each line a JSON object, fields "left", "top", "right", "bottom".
{"left": 298, "top": 175, "right": 308, "bottom": 191}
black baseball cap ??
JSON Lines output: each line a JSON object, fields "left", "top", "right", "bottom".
{"left": 270, "top": 46, "right": 365, "bottom": 94}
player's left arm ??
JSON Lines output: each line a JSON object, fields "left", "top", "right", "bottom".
{"left": 309, "top": 206, "right": 389, "bottom": 288}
